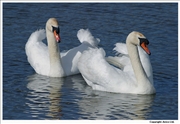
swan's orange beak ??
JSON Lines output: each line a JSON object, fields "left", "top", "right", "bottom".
{"left": 140, "top": 42, "right": 151, "bottom": 55}
{"left": 54, "top": 30, "right": 61, "bottom": 43}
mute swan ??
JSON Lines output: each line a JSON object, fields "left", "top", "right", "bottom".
{"left": 78, "top": 31, "right": 156, "bottom": 94}
{"left": 25, "top": 18, "right": 100, "bottom": 77}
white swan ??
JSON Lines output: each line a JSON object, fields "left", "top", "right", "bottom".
{"left": 25, "top": 18, "right": 100, "bottom": 77}
{"left": 78, "top": 31, "right": 156, "bottom": 94}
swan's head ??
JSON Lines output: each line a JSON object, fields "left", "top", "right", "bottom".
{"left": 127, "top": 31, "right": 151, "bottom": 55}
{"left": 46, "top": 18, "right": 61, "bottom": 43}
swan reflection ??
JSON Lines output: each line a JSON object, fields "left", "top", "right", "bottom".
{"left": 72, "top": 76, "right": 155, "bottom": 120}
{"left": 26, "top": 74, "right": 155, "bottom": 120}
{"left": 77, "top": 91, "right": 155, "bottom": 119}
{"left": 26, "top": 74, "right": 63, "bottom": 119}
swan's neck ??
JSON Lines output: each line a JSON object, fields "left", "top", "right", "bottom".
{"left": 127, "top": 43, "right": 150, "bottom": 86}
{"left": 46, "top": 29, "right": 65, "bottom": 77}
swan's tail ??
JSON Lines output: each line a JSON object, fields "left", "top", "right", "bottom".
{"left": 77, "top": 29, "right": 100, "bottom": 47}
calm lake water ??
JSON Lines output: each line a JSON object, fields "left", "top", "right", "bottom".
{"left": 3, "top": 3, "right": 178, "bottom": 120}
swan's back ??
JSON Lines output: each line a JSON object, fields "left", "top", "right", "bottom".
{"left": 25, "top": 29, "right": 50, "bottom": 76}
{"left": 78, "top": 48, "right": 137, "bottom": 93}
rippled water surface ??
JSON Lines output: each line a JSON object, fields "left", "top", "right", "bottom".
{"left": 3, "top": 3, "right": 178, "bottom": 120}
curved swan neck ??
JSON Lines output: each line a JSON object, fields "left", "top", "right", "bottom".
{"left": 127, "top": 42, "right": 149, "bottom": 85}
{"left": 46, "top": 29, "right": 60, "bottom": 60}
{"left": 46, "top": 28, "right": 65, "bottom": 77}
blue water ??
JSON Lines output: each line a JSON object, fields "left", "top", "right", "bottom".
{"left": 3, "top": 3, "right": 178, "bottom": 120}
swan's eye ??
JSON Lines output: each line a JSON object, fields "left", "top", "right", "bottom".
{"left": 52, "top": 26, "right": 60, "bottom": 34}
{"left": 139, "top": 38, "right": 149, "bottom": 45}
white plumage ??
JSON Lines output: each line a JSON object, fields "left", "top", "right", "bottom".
{"left": 78, "top": 31, "right": 155, "bottom": 94}
{"left": 25, "top": 18, "right": 99, "bottom": 77}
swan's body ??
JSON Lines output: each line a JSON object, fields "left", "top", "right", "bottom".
{"left": 25, "top": 18, "right": 100, "bottom": 77}
{"left": 78, "top": 31, "right": 156, "bottom": 94}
